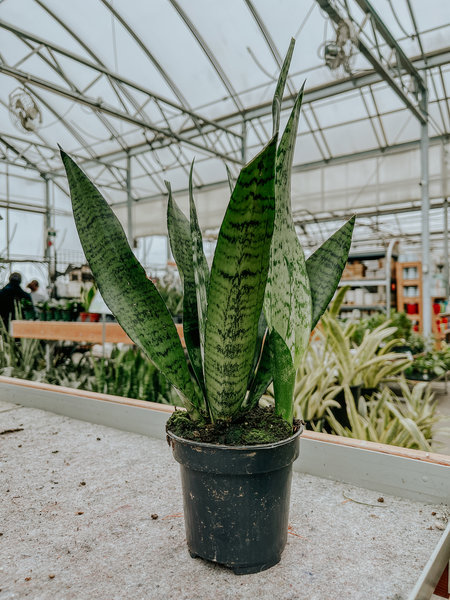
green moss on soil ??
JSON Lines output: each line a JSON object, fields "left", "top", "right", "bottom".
{"left": 166, "top": 406, "right": 302, "bottom": 446}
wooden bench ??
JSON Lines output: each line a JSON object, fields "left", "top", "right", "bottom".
{"left": 10, "top": 320, "right": 185, "bottom": 347}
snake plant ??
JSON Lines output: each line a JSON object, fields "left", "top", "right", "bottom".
{"left": 60, "top": 39, "right": 354, "bottom": 427}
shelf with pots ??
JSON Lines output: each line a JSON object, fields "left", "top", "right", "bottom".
{"left": 395, "top": 261, "right": 448, "bottom": 340}
{"left": 337, "top": 240, "right": 398, "bottom": 314}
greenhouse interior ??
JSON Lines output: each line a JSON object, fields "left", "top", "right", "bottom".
{"left": 0, "top": 1, "right": 450, "bottom": 598}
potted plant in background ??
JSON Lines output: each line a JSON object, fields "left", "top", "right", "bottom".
{"left": 60, "top": 40, "right": 355, "bottom": 574}
{"left": 20, "top": 297, "right": 36, "bottom": 320}
{"left": 79, "top": 285, "right": 97, "bottom": 322}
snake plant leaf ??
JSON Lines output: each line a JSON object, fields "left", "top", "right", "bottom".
{"left": 245, "top": 333, "right": 272, "bottom": 412}
{"left": 272, "top": 38, "right": 295, "bottom": 137}
{"left": 264, "top": 87, "right": 312, "bottom": 375}
{"left": 204, "top": 136, "right": 277, "bottom": 421}
{"left": 306, "top": 216, "right": 355, "bottom": 329}
{"left": 269, "top": 329, "right": 296, "bottom": 424}
{"left": 166, "top": 181, "right": 205, "bottom": 394}
{"left": 247, "top": 310, "right": 268, "bottom": 388}
{"left": 60, "top": 149, "right": 203, "bottom": 419}
{"left": 189, "top": 163, "right": 210, "bottom": 363}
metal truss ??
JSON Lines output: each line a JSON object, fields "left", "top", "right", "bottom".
{"left": 74, "top": 47, "right": 450, "bottom": 172}
{"left": 316, "top": 0, "right": 427, "bottom": 123}
{"left": 0, "top": 2, "right": 448, "bottom": 194}
{"left": 0, "top": 18, "right": 245, "bottom": 169}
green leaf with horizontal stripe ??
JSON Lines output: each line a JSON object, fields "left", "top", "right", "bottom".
{"left": 166, "top": 180, "right": 205, "bottom": 398}
{"left": 264, "top": 87, "right": 312, "bottom": 374}
{"left": 60, "top": 149, "right": 203, "bottom": 420}
{"left": 306, "top": 216, "right": 355, "bottom": 329}
{"left": 189, "top": 163, "right": 210, "bottom": 368}
{"left": 204, "top": 136, "right": 277, "bottom": 421}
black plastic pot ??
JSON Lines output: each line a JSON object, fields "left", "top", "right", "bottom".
{"left": 167, "top": 427, "right": 302, "bottom": 575}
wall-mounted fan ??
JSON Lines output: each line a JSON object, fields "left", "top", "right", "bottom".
{"left": 9, "top": 88, "right": 42, "bottom": 133}
{"left": 321, "top": 19, "right": 358, "bottom": 78}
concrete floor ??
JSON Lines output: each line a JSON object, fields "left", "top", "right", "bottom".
{"left": 0, "top": 399, "right": 447, "bottom": 600}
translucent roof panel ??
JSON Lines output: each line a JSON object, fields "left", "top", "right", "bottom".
{"left": 0, "top": 0, "right": 449, "bottom": 242}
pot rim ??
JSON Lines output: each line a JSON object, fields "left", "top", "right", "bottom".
{"left": 166, "top": 423, "right": 303, "bottom": 452}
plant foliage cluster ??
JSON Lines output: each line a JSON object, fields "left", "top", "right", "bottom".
{"left": 0, "top": 324, "right": 175, "bottom": 404}
{"left": 60, "top": 40, "right": 354, "bottom": 429}
{"left": 285, "top": 292, "right": 445, "bottom": 451}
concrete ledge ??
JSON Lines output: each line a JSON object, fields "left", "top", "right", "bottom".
{"left": 0, "top": 376, "right": 449, "bottom": 505}
{"left": 0, "top": 397, "right": 448, "bottom": 600}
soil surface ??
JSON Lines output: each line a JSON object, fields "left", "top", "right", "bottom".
{"left": 166, "top": 405, "right": 302, "bottom": 445}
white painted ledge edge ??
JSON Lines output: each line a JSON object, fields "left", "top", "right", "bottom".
{"left": 0, "top": 375, "right": 448, "bottom": 503}
{"left": 0, "top": 375, "right": 448, "bottom": 599}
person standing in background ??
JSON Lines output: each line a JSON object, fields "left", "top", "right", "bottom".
{"left": 0, "top": 272, "right": 32, "bottom": 327}
{"left": 27, "top": 279, "right": 48, "bottom": 305}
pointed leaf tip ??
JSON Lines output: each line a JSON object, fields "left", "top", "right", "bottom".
{"left": 306, "top": 215, "right": 356, "bottom": 329}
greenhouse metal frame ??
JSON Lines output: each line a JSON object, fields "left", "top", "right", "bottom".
{"left": 0, "top": 0, "right": 450, "bottom": 336}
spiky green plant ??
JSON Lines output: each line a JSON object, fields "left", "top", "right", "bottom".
{"left": 60, "top": 40, "right": 355, "bottom": 428}
{"left": 320, "top": 290, "right": 412, "bottom": 388}
{"left": 325, "top": 379, "right": 444, "bottom": 451}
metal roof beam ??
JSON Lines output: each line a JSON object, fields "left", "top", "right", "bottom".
{"left": 169, "top": 0, "right": 244, "bottom": 113}
{"left": 79, "top": 48, "right": 450, "bottom": 167}
{"left": 294, "top": 197, "right": 449, "bottom": 227}
{"left": 111, "top": 134, "right": 448, "bottom": 209}
{"left": 316, "top": 0, "right": 426, "bottom": 123}
{"left": 0, "top": 136, "right": 69, "bottom": 198}
{"left": 0, "top": 19, "right": 241, "bottom": 141}
{"left": 213, "top": 47, "right": 450, "bottom": 130}
{"left": 0, "top": 62, "right": 243, "bottom": 166}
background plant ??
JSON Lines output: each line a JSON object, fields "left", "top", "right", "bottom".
{"left": 80, "top": 284, "right": 96, "bottom": 312}
{"left": 405, "top": 345, "right": 450, "bottom": 380}
{"left": 318, "top": 291, "right": 411, "bottom": 388}
{"left": 325, "top": 379, "right": 443, "bottom": 451}
{"left": 350, "top": 308, "right": 425, "bottom": 354}
{"left": 87, "top": 346, "right": 177, "bottom": 403}
{"left": 0, "top": 320, "right": 176, "bottom": 404}
{"left": 155, "top": 280, "right": 183, "bottom": 320}
{"left": 0, "top": 318, "right": 45, "bottom": 379}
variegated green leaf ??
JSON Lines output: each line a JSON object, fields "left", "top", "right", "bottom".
{"left": 60, "top": 149, "right": 203, "bottom": 419}
{"left": 204, "top": 136, "right": 277, "bottom": 421}
{"left": 248, "top": 310, "right": 268, "bottom": 388}
{"left": 306, "top": 216, "right": 355, "bottom": 329}
{"left": 166, "top": 181, "right": 205, "bottom": 395}
{"left": 272, "top": 38, "right": 295, "bottom": 136}
{"left": 264, "top": 87, "right": 312, "bottom": 373}
{"left": 245, "top": 339, "right": 272, "bottom": 412}
{"left": 189, "top": 163, "right": 210, "bottom": 363}
{"left": 243, "top": 310, "right": 271, "bottom": 411}
{"left": 269, "top": 329, "right": 296, "bottom": 424}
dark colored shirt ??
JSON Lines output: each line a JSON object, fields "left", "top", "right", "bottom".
{"left": 0, "top": 282, "right": 32, "bottom": 328}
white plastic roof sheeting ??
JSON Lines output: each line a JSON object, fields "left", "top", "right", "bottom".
{"left": 0, "top": 0, "right": 449, "bottom": 249}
